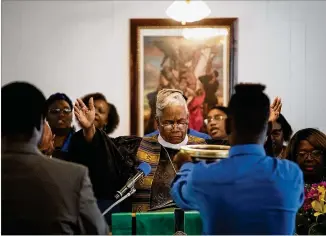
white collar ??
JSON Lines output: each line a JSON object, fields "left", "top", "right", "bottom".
{"left": 158, "top": 134, "right": 188, "bottom": 150}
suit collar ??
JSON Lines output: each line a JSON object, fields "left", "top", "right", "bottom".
{"left": 2, "top": 141, "right": 42, "bottom": 156}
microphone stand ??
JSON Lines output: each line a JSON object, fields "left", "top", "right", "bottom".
{"left": 102, "top": 187, "right": 136, "bottom": 216}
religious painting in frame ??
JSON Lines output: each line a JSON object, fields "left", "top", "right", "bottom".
{"left": 130, "top": 18, "right": 238, "bottom": 136}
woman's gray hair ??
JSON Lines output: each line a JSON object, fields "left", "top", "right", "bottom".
{"left": 156, "top": 89, "right": 188, "bottom": 118}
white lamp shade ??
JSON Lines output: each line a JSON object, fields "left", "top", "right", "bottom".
{"left": 166, "top": 0, "right": 211, "bottom": 24}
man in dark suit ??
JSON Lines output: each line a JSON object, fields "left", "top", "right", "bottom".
{"left": 1, "top": 82, "right": 108, "bottom": 235}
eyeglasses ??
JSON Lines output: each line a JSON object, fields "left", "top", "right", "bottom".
{"left": 297, "top": 150, "right": 323, "bottom": 160}
{"left": 49, "top": 108, "right": 72, "bottom": 115}
{"left": 204, "top": 115, "right": 227, "bottom": 125}
{"left": 160, "top": 122, "right": 188, "bottom": 131}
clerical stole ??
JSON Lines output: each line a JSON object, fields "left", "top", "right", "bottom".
{"left": 132, "top": 134, "right": 205, "bottom": 212}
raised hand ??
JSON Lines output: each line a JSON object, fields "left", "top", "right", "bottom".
{"left": 39, "top": 121, "right": 55, "bottom": 157}
{"left": 269, "top": 97, "right": 282, "bottom": 122}
{"left": 74, "top": 97, "right": 95, "bottom": 130}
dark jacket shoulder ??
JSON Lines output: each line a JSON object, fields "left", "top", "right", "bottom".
{"left": 1, "top": 151, "right": 107, "bottom": 235}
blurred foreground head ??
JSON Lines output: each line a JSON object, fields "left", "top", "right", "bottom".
{"left": 2, "top": 82, "right": 46, "bottom": 145}
{"left": 226, "top": 84, "right": 270, "bottom": 146}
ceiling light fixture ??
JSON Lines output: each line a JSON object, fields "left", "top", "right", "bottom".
{"left": 166, "top": 0, "right": 211, "bottom": 25}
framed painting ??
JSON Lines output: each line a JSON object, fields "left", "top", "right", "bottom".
{"left": 130, "top": 18, "right": 238, "bottom": 136}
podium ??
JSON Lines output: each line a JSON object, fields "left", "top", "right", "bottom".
{"left": 111, "top": 209, "right": 202, "bottom": 235}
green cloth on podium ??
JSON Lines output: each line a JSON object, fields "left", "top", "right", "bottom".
{"left": 184, "top": 211, "right": 202, "bottom": 235}
{"left": 137, "top": 212, "right": 175, "bottom": 235}
{"left": 111, "top": 213, "right": 132, "bottom": 235}
{"left": 111, "top": 211, "right": 202, "bottom": 235}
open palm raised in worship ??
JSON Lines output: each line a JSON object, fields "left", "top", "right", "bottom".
{"left": 269, "top": 97, "right": 282, "bottom": 122}
{"left": 74, "top": 97, "right": 95, "bottom": 130}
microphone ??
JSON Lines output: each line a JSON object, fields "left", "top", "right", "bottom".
{"left": 114, "top": 162, "right": 151, "bottom": 200}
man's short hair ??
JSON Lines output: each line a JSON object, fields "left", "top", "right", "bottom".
{"left": 228, "top": 84, "right": 270, "bottom": 135}
{"left": 2, "top": 82, "right": 46, "bottom": 138}
{"left": 156, "top": 89, "right": 188, "bottom": 118}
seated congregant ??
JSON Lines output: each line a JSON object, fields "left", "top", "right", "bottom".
{"left": 263, "top": 98, "right": 283, "bottom": 156}
{"left": 204, "top": 101, "right": 282, "bottom": 148}
{"left": 285, "top": 128, "right": 326, "bottom": 184}
{"left": 45, "top": 93, "right": 75, "bottom": 160}
{"left": 204, "top": 106, "right": 229, "bottom": 145}
{"left": 68, "top": 96, "right": 136, "bottom": 224}
{"left": 133, "top": 89, "right": 206, "bottom": 212}
{"left": 270, "top": 113, "right": 293, "bottom": 158}
{"left": 285, "top": 128, "right": 326, "bottom": 235}
{"left": 81, "top": 92, "right": 120, "bottom": 135}
{"left": 171, "top": 84, "right": 304, "bottom": 235}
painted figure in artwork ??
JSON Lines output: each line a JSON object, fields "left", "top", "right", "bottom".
{"left": 144, "top": 36, "right": 225, "bottom": 134}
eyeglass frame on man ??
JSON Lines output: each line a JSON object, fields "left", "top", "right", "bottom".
{"left": 159, "top": 121, "right": 189, "bottom": 131}
{"left": 204, "top": 115, "right": 227, "bottom": 125}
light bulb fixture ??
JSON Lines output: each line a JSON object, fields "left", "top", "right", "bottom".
{"left": 166, "top": 0, "right": 211, "bottom": 25}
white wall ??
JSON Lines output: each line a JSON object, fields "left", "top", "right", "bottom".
{"left": 2, "top": 0, "right": 326, "bottom": 136}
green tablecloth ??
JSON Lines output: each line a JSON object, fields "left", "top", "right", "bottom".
{"left": 112, "top": 210, "right": 202, "bottom": 235}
